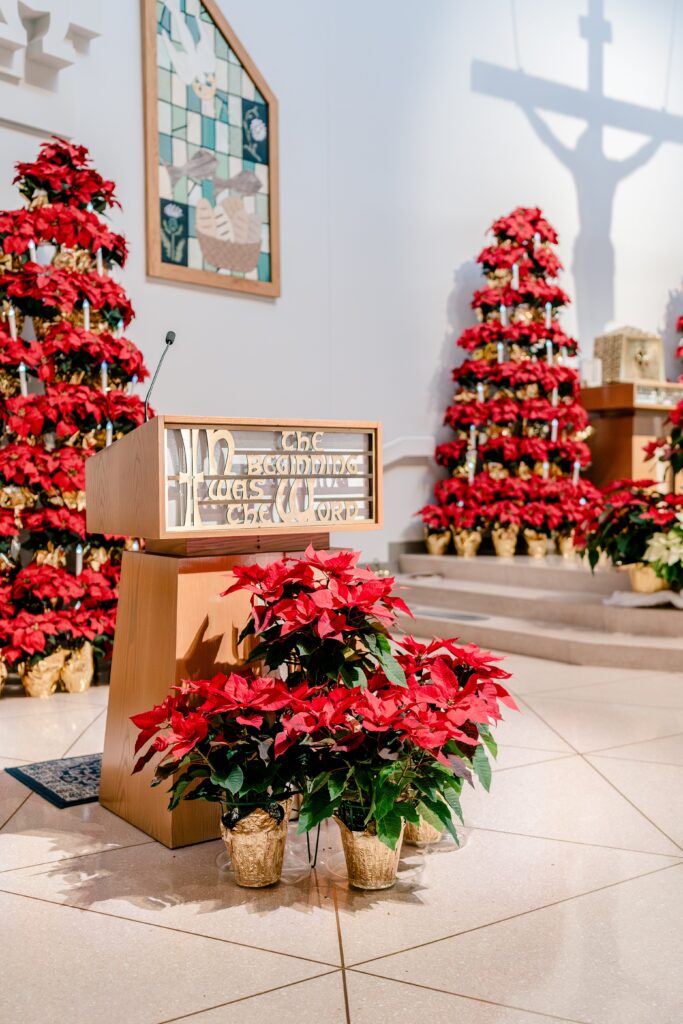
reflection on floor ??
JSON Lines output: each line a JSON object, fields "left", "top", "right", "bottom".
{"left": 1, "top": 653, "right": 682, "bottom": 1024}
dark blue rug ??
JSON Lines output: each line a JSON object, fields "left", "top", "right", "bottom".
{"left": 5, "top": 753, "right": 101, "bottom": 808}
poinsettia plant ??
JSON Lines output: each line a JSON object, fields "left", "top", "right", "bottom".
{"left": 575, "top": 480, "right": 683, "bottom": 571}
{"left": 226, "top": 546, "right": 412, "bottom": 690}
{"left": 131, "top": 671, "right": 304, "bottom": 825}
{"left": 643, "top": 513, "right": 683, "bottom": 592}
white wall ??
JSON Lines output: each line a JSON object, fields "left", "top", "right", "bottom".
{"left": 2, "top": 0, "right": 682, "bottom": 560}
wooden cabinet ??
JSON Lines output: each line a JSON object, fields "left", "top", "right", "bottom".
{"left": 581, "top": 382, "right": 683, "bottom": 489}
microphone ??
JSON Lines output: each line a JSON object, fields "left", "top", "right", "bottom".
{"left": 144, "top": 330, "right": 176, "bottom": 422}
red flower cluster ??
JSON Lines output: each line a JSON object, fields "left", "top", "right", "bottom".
{"left": 13, "top": 137, "right": 119, "bottom": 212}
{"left": 0, "top": 206, "right": 127, "bottom": 266}
{"left": 472, "top": 280, "right": 570, "bottom": 315}
{"left": 1, "top": 266, "right": 134, "bottom": 327}
{"left": 38, "top": 322, "right": 148, "bottom": 385}
{"left": 224, "top": 545, "right": 411, "bottom": 642}
{"left": 489, "top": 207, "right": 558, "bottom": 245}
{"left": 428, "top": 473, "right": 600, "bottom": 535}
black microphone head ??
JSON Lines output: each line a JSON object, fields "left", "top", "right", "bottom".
{"left": 165, "top": 330, "right": 176, "bottom": 345}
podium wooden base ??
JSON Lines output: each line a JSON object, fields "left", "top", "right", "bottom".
{"left": 99, "top": 549, "right": 281, "bottom": 848}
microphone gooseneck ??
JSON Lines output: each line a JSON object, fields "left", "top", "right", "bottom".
{"left": 144, "top": 330, "right": 176, "bottom": 423}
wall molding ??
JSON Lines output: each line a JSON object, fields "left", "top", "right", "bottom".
{"left": 383, "top": 435, "right": 435, "bottom": 469}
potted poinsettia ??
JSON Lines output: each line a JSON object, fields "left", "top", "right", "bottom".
{"left": 132, "top": 670, "right": 306, "bottom": 888}
{"left": 576, "top": 480, "right": 683, "bottom": 592}
{"left": 642, "top": 513, "right": 683, "bottom": 593}
{"left": 417, "top": 502, "right": 451, "bottom": 555}
{"left": 448, "top": 502, "right": 487, "bottom": 557}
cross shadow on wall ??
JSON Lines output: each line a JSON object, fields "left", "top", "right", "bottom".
{"left": 471, "top": 0, "right": 683, "bottom": 347}
{"left": 430, "top": 260, "right": 482, "bottom": 446}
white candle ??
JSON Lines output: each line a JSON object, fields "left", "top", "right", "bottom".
{"left": 86, "top": 202, "right": 94, "bottom": 213}
{"left": 105, "top": 420, "right": 113, "bottom": 446}
{"left": 511, "top": 263, "right": 519, "bottom": 290}
{"left": 551, "top": 387, "right": 559, "bottom": 407}
{"left": 533, "top": 231, "right": 541, "bottom": 246}
{"left": 100, "top": 360, "right": 108, "bottom": 392}
{"left": 74, "top": 543, "right": 83, "bottom": 576}
{"left": 476, "top": 382, "right": 485, "bottom": 402}
{"left": 127, "top": 372, "right": 138, "bottom": 396}
{"left": 96, "top": 248, "right": 104, "bottom": 275}
{"left": 467, "top": 458, "right": 476, "bottom": 484}
{"left": 542, "top": 460, "right": 550, "bottom": 480}
{"left": 572, "top": 460, "right": 581, "bottom": 485}
{"left": 469, "top": 424, "right": 478, "bottom": 450}
{"left": 116, "top": 318, "right": 124, "bottom": 339}
{"left": 7, "top": 304, "right": 17, "bottom": 340}
{"left": 500, "top": 304, "right": 509, "bottom": 327}
{"left": 27, "top": 240, "right": 36, "bottom": 262}
{"left": 18, "top": 362, "right": 28, "bottom": 396}
{"left": 82, "top": 299, "right": 90, "bottom": 332}
{"left": 560, "top": 346, "right": 567, "bottom": 364}
{"left": 550, "top": 418, "right": 559, "bottom": 443}
{"left": 131, "top": 539, "right": 140, "bottom": 552}
{"left": 10, "top": 535, "right": 20, "bottom": 561}
{"left": 545, "top": 301, "right": 552, "bottom": 329}
{"left": 497, "top": 342, "right": 505, "bottom": 364}
{"left": 546, "top": 340, "right": 554, "bottom": 364}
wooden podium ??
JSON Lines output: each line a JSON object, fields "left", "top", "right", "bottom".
{"left": 86, "top": 416, "right": 381, "bottom": 847}
{"left": 581, "top": 382, "right": 683, "bottom": 489}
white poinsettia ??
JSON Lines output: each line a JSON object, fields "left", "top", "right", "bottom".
{"left": 645, "top": 525, "right": 683, "bottom": 567}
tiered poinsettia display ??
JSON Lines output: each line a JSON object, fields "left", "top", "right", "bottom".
{"left": 420, "top": 207, "right": 599, "bottom": 558}
{"left": 0, "top": 138, "right": 148, "bottom": 696}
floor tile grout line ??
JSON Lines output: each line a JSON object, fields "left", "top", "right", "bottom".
{"left": 152, "top": 970, "right": 342, "bottom": 1024}
{"left": 583, "top": 756, "right": 683, "bottom": 854}
{"left": 347, "top": 969, "right": 591, "bottom": 1024}
{"left": 585, "top": 729, "right": 683, "bottom": 755}
{"left": 331, "top": 881, "right": 352, "bottom": 1024}
{"left": 585, "top": 752, "right": 683, "bottom": 770}
{"left": 60, "top": 707, "right": 107, "bottom": 758}
{"left": 466, "top": 824, "right": 683, "bottom": 859}
{"left": 0, "top": 888, "right": 341, "bottom": 969}
{"left": 0, "top": 839, "right": 156, "bottom": 874}
{"left": 0, "top": 790, "right": 33, "bottom": 832}
{"left": 346, "top": 860, "right": 683, "bottom": 970}
{"left": 495, "top": 752, "right": 575, "bottom": 773}
{"left": 525, "top": 699, "right": 683, "bottom": 854}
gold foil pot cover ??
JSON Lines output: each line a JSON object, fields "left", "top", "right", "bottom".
{"left": 335, "top": 817, "right": 405, "bottom": 890}
{"left": 404, "top": 816, "right": 443, "bottom": 845}
{"left": 524, "top": 529, "right": 549, "bottom": 558}
{"left": 19, "top": 648, "right": 67, "bottom": 698}
{"left": 557, "top": 531, "right": 576, "bottom": 558}
{"left": 492, "top": 525, "right": 519, "bottom": 558}
{"left": 452, "top": 528, "right": 482, "bottom": 558}
{"left": 220, "top": 799, "right": 292, "bottom": 888}
{"left": 0, "top": 658, "right": 7, "bottom": 697}
{"left": 628, "top": 564, "right": 668, "bottom": 595}
{"left": 424, "top": 529, "right": 451, "bottom": 556}
{"left": 61, "top": 642, "right": 95, "bottom": 693}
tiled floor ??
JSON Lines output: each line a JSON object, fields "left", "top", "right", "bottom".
{"left": 1, "top": 654, "right": 682, "bottom": 1023}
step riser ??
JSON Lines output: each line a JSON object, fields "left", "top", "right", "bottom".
{"left": 398, "top": 613, "right": 682, "bottom": 672}
{"left": 398, "top": 583, "right": 683, "bottom": 638}
{"left": 400, "top": 554, "right": 629, "bottom": 595}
